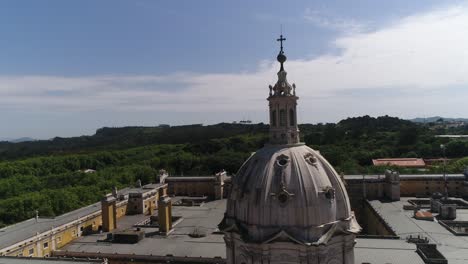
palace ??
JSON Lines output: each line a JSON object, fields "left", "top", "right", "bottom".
{"left": 1, "top": 36, "right": 468, "bottom": 264}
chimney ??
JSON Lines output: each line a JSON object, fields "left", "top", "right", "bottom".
{"left": 158, "top": 187, "right": 172, "bottom": 234}
{"left": 112, "top": 186, "right": 118, "bottom": 198}
{"left": 214, "top": 170, "right": 227, "bottom": 200}
{"left": 101, "top": 196, "right": 117, "bottom": 232}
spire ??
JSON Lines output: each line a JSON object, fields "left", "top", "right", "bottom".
{"left": 267, "top": 34, "right": 300, "bottom": 145}
{"left": 276, "top": 35, "right": 287, "bottom": 72}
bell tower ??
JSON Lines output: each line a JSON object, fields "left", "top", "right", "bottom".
{"left": 220, "top": 34, "right": 360, "bottom": 264}
{"left": 268, "top": 34, "right": 300, "bottom": 145}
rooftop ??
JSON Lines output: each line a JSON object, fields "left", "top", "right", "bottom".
{"left": 56, "top": 199, "right": 227, "bottom": 260}
{"left": 165, "top": 176, "right": 218, "bottom": 182}
{"left": 0, "top": 256, "right": 103, "bottom": 263}
{"left": 372, "top": 158, "right": 426, "bottom": 167}
{"left": 354, "top": 238, "right": 424, "bottom": 264}
{"left": 344, "top": 173, "right": 465, "bottom": 181}
{"left": 0, "top": 184, "right": 164, "bottom": 251}
{"left": 368, "top": 197, "right": 468, "bottom": 264}
{"left": 58, "top": 198, "right": 425, "bottom": 264}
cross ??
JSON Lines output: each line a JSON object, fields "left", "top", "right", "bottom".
{"left": 277, "top": 34, "right": 286, "bottom": 52}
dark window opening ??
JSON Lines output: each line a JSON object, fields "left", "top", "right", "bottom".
{"left": 289, "top": 109, "right": 295, "bottom": 126}
{"left": 271, "top": 110, "right": 277, "bottom": 127}
{"left": 279, "top": 109, "right": 286, "bottom": 126}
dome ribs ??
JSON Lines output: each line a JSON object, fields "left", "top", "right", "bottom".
{"left": 227, "top": 145, "right": 358, "bottom": 243}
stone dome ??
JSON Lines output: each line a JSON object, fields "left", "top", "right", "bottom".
{"left": 222, "top": 143, "right": 360, "bottom": 244}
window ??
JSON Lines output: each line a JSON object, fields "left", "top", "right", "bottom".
{"left": 28, "top": 248, "right": 34, "bottom": 256}
{"left": 289, "top": 109, "right": 295, "bottom": 126}
{"left": 279, "top": 109, "right": 286, "bottom": 126}
{"left": 56, "top": 236, "right": 62, "bottom": 244}
{"left": 271, "top": 110, "right": 277, "bottom": 126}
{"left": 43, "top": 242, "right": 48, "bottom": 249}
{"left": 72, "top": 230, "right": 76, "bottom": 237}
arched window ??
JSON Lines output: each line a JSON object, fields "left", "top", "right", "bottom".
{"left": 289, "top": 109, "right": 295, "bottom": 126}
{"left": 271, "top": 110, "right": 277, "bottom": 127}
{"left": 279, "top": 109, "right": 286, "bottom": 126}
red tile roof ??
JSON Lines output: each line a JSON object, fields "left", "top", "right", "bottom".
{"left": 372, "top": 158, "right": 426, "bottom": 168}
{"left": 414, "top": 211, "right": 434, "bottom": 220}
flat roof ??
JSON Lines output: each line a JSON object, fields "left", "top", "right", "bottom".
{"left": 344, "top": 173, "right": 465, "bottom": 180}
{"left": 0, "top": 202, "right": 101, "bottom": 250}
{"left": 58, "top": 199, "right": 426, "bottom": 264}
{"left": 0, "top": 257, "right": 103, "bottom": 263}
{"left": 368, "top": 198, "right": 468, "bottom": 264}
{"left": 165, "top": 176, "right": 216, "bottom": 182}
{"left": 354, "top": 238, "right": 424, "bottom": 264}
{"left": 0, "top": 184, "right": 164, "bottom": 250}
{"left": 57, "top": 199, "right": 227, "bottom": 259}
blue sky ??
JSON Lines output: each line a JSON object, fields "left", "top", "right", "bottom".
{"left": 1, "top": 0, "right": 467, "bottom": 138}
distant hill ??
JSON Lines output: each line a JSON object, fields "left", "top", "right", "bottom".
{"left": 0, "top": 123, "right": 269, "bottom": 160}
{"left": 10, "top": 137, "right": 36, "bottom": 143}
{"left": 0, "top": 137, "right": 36, "bottom": 143}
{"left": 0, "top": 115, "right": 450, "bottom": 163}
{"left": 409, "top": 116, "right": 468, "bottom": 123}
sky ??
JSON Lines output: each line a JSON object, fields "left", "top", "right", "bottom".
{"left": 1, "top": 0, "right": 468, "bottom": 139}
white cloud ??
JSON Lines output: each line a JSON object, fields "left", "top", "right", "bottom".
{"left": 303, "top": 8, "right": 366, "bottom": 34}
{"left": 3, "top": 4, "right": 468, "bottom": 125}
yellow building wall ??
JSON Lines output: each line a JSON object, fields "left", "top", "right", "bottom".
{"left": 2, "top": 186, "right": 164, "bottom": 258}
{"left": 4, "top": 213, "right": 104, "bottom": 257}
{"left": 116, "top": 204, "right": 127, "bottom": 218}
{"left": 143, "top": 197, "right": 158, "bottom": 215}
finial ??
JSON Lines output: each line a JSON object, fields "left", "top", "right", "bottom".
{"left": 276, "top": 34, "right": 287, "bottom": 72}
{"left": 277, "top": 34, "right": 286, "bottom": 53}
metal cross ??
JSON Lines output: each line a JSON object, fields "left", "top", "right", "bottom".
{"left": 277, "top": 34, "right": 286, "bottom": 52}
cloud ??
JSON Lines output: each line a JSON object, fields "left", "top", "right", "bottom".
{"left": 2, "top": 3, "right": 468, "bottom": 125}
{"left": 303, "top": 8, "right": 366, "bottom": 34}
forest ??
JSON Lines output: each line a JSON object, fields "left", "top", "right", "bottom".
{"left": 1, "top": 115, "right": 468, "bottom": 226}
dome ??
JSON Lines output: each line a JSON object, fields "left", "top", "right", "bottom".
{"left": 222, "top": 143, "right": 360, "bottom": 244}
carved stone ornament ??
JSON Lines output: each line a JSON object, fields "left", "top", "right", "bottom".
{"left": 323, "top": 186, "right": 335, "bottom": 200}
{"left": 271, "top": 182, "right": 295, "bottom": 205}
{"left": 304, "top": 153, "right": 318, "bottom": 166}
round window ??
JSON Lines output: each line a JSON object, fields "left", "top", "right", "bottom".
{"left": 278, "top": 158, "right": 288, "bottom": 166}
{"left": 276, "top": 155, "right": 289, "bottom": 167}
